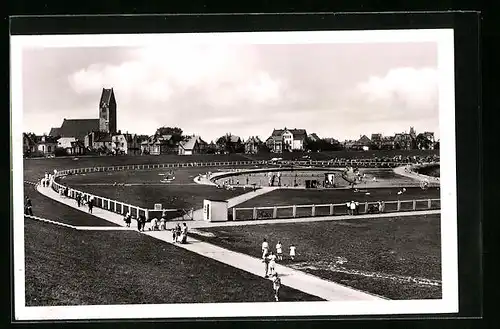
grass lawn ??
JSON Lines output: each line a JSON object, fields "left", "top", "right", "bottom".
{"left": 24, "top": 183, "right": 117, "bottom": 227}
{"left": 237, "top": 187, "right": 441, "bottom": 208}
{"left": 191, "top": 214, "right": 442, "bottom": 300}
{"left": 68, "top": 184, "right": 249, "bottom": 210}
{"left": 416, "top": 165, "right": 440, "bottom": 178}
{"left": 59, "top": 165, "right": 260, "bottom": 185}
{"left": 24, "top": 218, "right": 323, "bottom": 305}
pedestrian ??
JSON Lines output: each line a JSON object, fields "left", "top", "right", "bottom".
{"left": 262, "top": 238, "right": 269, "bottom": 259}
{"left": 25, "top": 197, "right": 33, "bottom": 216}
{"left": 150, "top": 217, "right": 158, "bottom": 231}
{"left": 346, "top": 202, "right": 351, "bottom": 215}
{"left": 289, "top": 244, "right": 296, "bottom": 261}
{"left": 268, "top": 251, "right": 277, "bottom": 276}
{"left": 180, "top": 223, "right": 188, "bottom": 244}
{"left": 76, "top": 193, "right": 81, "bottom": 207}
{"left": 88, "top": 197, "right": 93, "bottom": 214}
{"left": 124, "top": 212, "right": 131, "bottom": 227}
{"left": 159, "top": 216, "right": 166, "bottom": 230}
{"left": 139, "top": 214, "right": 146, "bottom": 232}
{"left": 263, "top": 250, "right": 271, "bottom": 278}
{"left": 136, "top": 216, "right": 142, "bottom": 232}
{"left": 355, "top": 201, "right": 360, "bottom": 215}
{"left": 349, "top": 201, "right": 356, "bottom": 216}
{"left": 171, "top": 225, "right": 177, "bottom": 242}
{"left": 276, "top": 241, "right": 283, "bottom": 261}
{"left": 272, "top": 272, "right": 281, "bottom": 301}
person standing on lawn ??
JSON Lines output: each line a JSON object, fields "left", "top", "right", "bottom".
{"left": 25, "top": 197, "right": 33, "bottom": 216}
{"left": 276, "top": 241, "right": 283, "bottom": 261}
{"left": 272, "top": 272, "right": 281, "bottom": 301}
{"left": 136, "top": 215, "right": 142, "bottom": 232}
{"left": 289, "top": 244, "right": 296, "bottom": 261}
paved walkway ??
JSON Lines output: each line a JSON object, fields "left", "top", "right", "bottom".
{"left": 36, "top": 184, "right": 385, "bottom": 301}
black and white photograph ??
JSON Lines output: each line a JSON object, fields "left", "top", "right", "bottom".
{"left": 11, "top": 28, "right": 458, "bottom": 320}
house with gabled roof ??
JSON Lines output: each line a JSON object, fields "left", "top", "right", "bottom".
{"left": 34, "top": 135, "right": 58, "bottom": 155}
{"left": 112, "top": 133, "right": 141, "bottom": 155}
{"left": 353, "top": 135, "right": 372, "bottom": 150}
{"left": 179, "top": 135, "right": 207, "bottom": 155}
{"left": 244, "top": 136, "right": 263, "bottom": 154}
{"left": 266, "top": 128, "right": 308, "bottom": 153}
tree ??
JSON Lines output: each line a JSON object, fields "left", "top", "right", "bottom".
{"left": 416, "top": 133, "right": 433, "bottom": 150}
{"left": 216, "top": 133, "right": 243, "bottom": 154}
{"left": 155, "top": 127, "right": 183, "bottom": 144}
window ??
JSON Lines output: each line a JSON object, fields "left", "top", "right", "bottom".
{"left": 121, "top": 143, "right": 124, "bottom": 147}
{"left": 47, "top": 146, "right": 52, "bottom": 152}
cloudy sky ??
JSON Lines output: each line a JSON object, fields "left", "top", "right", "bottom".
{"left": 22, "top": 42, "right": 439, "bottom": 142}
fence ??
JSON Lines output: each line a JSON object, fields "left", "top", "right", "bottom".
{"left": 231, "top": 198, "right": 441, "bottom": 221}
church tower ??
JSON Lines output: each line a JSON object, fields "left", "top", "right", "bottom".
{"left": 99, "top": 88, "right": 117, "bottom": 134}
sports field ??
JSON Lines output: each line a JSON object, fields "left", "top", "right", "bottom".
{"left": 190, "top": 214, "right": 442, "bottom": 300}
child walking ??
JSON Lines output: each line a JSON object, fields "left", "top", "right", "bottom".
{"left": 272, "top": 273, "right": 281, "bottom": 301}
{"left": 275, "top": 241, "right": 283, "bottom": 261}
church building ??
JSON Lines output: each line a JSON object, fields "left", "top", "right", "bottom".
{"left": 49, "top": 88, "right": 117, "bottom": 151}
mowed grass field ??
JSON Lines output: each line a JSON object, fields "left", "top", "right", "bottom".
{"left": 416, "top": 164, "right": 440, "bottom": 178}
{"left": 237, "top": 187, "right": 440, "bottom": 208}
{"left": 66, "top": 184, "right": 249, "bottom": 210}
{"left": 24, "top": 218, "right": 323, "bottom": 305}
{"left": 24, "top": 183, "right": 117, "bottom": 227}
{"left": 191, "top": 214, "right": 441, "bottom": 300}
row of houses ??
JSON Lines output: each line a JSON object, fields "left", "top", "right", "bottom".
{"left": 344, "top": 127, "right": 437, "bottom": 151}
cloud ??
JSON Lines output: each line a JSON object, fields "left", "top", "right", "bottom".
{"left": 67, "top": 44, "right": 285, "bottom": 109}
{"left": 356, "top": 67, "right": 438, "bottom": 117}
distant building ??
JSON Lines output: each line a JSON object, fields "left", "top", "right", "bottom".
{"left": 380, "top": 136, "right": 395, "bottom": 150}
{"left": 57, "top": 137, "right": 85, "bottom": 155}
{"left": 371, "top": 133, "right": 383, "bottom": 149}
{"left": 35, "top": 135, "right": 58, "bottom": 155}
{"left": 394, "top": 133, "right": 413, "bottom": 150}
{"left": 353, "top": 135, "right": 372, "bottom": 151}
{"left": 85, "top": 131, "right": 113, "bottom": 153}
{"left": 112, "top": 133, "right": 141, "bottom": 155}
{"left": 308, "top": 133, "right": 320, "bottom": 142}
{"left": 178, "top": 135, "right": 207, "bottom": 155}
{"left": 266, "top": 128, "right": 307, "bottom": 153}
{"left": 141, "top": 135, "right": 177, "bottom": 155}
{"left": 49, "top": 88, "right": 118, "bottom": 152}
{"left": 244, "top": 136, "right": 263, "bottom": 154}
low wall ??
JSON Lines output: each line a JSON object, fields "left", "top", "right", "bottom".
{"left": 231, "top": 198, "right": 440, "bottom": 221}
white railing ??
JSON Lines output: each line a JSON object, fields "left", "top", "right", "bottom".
{"left": 231, "top": 198, "right": 441, "bottom": 221}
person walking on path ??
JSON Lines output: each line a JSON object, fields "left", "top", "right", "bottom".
{"left": 263, "top": 250, "right": 271, "bottom": 278}
{"left": 136, "top": 216, "right": 142, "bottom": 232}
{"left": 262, "top": 238, "right": 269, "bottom": 259}
{"left": 272, "top": 273, "right": 281, "bottom": 301}
{"left": 76, "top": 193, "right": 81, "bottom": 208}
{"left": 87, "top": 197, "right": 94, "bottom": 214}
{"left": 124, "top": 212, "right": 131, "bottom": 227}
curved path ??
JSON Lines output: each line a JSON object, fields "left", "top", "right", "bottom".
{"left": 36, "top": 183, "right": 388, "bottom": 302}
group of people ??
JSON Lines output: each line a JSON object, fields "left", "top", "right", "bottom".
{"left": 346, "top": 200, "right": 385, "bottom": 215}
{"left": 40, "top": 172, "right": 54, "bottom": 187}
{"left": 261, "top": 238, "right": 292, "bottom": 302}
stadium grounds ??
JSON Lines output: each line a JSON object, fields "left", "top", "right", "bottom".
{"left": 22, "top": 150, "right": 441, "bottom": 304}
